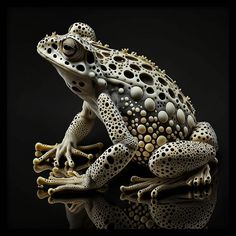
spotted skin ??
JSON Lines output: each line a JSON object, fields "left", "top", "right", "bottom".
{"left": 35, "top": 22, "right": 218, "bottom": 196}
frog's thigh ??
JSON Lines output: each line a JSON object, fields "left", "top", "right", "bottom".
{"left": 190, "top": 122, "right": 218, "bottom": 151}
{"left": 86, "top": 93, "right": 138, "bottom": 188}
{"left": 148, "top": 141, "right": 216, "bottom": 179}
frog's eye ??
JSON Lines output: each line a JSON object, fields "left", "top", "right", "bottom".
{"left": 62, "top": 38, "right": 77, "bottom": 57}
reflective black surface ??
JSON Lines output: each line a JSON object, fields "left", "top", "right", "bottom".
{"left": 33, "top": 163, "right": 219, "bottom": 230}
{"left": 6, "top": 7, "right": 229, "bottom": 229}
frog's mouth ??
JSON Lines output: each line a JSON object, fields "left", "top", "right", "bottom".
{"left": 37, "top": 48, "right": 90, "bottom": 79}
{"left": 37, "top": 48, "right": 83, "bottom": 78}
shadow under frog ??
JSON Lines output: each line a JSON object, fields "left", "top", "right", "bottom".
{"left": 36, "top": 176, "right": 218, "bottom": 230}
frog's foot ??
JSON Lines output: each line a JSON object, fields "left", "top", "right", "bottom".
{"left": 48, "top": 159, "right": 92, "bottom": 179}
{"left": 121, "top": 177, "right": 171, "bottom": 199}
{"left": 36, "top": 171, "right": 92, "bottom": 196}
{"left": 150, "top": 165, "right": 213, "bottom": 198}
{"left": 33, "top": 142, "right": 103, "bottom": 168}
{"left": 186, "top": 164, "right": 212, "bottom": 186}
{"left": 121, "top": 174, "right": 188, "bottom": 199}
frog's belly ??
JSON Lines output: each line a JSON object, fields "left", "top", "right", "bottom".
{"left": 124, "top": 119, "right": 188, "bottom": 166}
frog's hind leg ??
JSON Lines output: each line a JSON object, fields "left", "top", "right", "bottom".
{"left": 121, "top": 122, "right": 218, "bottom": 198}
{"left": 190, "top": 122, "right": 218, "bottom": 152}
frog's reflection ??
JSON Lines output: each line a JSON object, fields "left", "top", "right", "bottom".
{"left": 37, "top": 178, "right": 217, "bottom": 229}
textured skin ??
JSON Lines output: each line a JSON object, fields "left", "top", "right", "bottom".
{"left": 35, "top": 22, "right": 218, "bottom": 195}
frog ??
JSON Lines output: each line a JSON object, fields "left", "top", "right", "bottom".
{"left": 34, "top": 22, "right": 218, "bottom": 198}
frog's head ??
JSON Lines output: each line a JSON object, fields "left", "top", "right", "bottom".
{"left": 37, "top": 22, "right": 100, "bottom": 101}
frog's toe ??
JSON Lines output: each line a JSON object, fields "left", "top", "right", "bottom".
{"left": 187, "top": 164, "right": 212, "bottom": 187}
{"left": 33, "top": 148, "right": 57, "bottom": 165}
{"left": 130, "top": 176, "right": 154, "bottom": 183}
{"left": 137, "top": 184, "right": 157, "bottom": 199}
{"left": 37, "top": 175, "right": 81, "bottom": 187}
{"left": 120, "top": 181, "right": 150, "bottom": 194}
{"left": 203, "top": 164, "right": 211, "bottom": 184}
{"left": 47, "top": 184, "right": 86, "bottom": 196}
{"left": 193, "top": 175, "right": 203, "bottom": 187}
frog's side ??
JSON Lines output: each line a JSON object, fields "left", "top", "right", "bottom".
{"left": 34, "top": 22, "right": 218, "bottom": 197}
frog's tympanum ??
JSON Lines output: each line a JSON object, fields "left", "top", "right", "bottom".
{"left": 34, "top": 22, "right": 218, "bottom": 198}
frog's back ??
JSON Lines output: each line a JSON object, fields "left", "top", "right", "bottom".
{"left": 90, "top": 42, "right": 197, "bottom": 165}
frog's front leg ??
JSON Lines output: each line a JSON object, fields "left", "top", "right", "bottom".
{"left": 121, "top": 122, "right": 218, "bottom": 198}
{"left": 33, "top": 101, "right": 104, "bottom": 168}
{"left": 39, "top": 93, "right": 138, "bottom": 195}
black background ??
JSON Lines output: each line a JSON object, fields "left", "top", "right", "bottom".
{"left": 6, "top": 7, "right": 229, "bottom": 229}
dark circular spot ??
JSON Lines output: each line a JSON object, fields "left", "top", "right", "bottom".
{"left": 79, "top": 81, "right": 85, "bottom": 87}
{"left": 52, "top": 44, "right": 57, "bottom": 50}
{"left": 72, "top": 87, "right": 81, "bottom": 93}
{"left": 102, "top": 52, "right": 110, "bottom": 57}
{"left": 63, "top": 45, "right": 73, "bottom": 50}
{"left": 104, "top": 164, "right": 109, "bottom": 169}
{"left": 139, "top": 73, "right": 154, "bottom": 85}
{"left": 65, "top": 61, "right": 69, "bottom": 65}
{"left": 124, "top": 70, "right": 134, "bottom": 79}
{"left": 158, "top": 77, "right": 168, "bottom": 86}
{"left": 142, "top": 64, "right": 152, "bottom": 70}
{"left": 86, "top": 51, "right": 94, "bottom": 64}
{"left": 130, "top": 64, "right": 140, "bottom": 70}
{"left": 114, "top": 56, "right": 125, "bottom": 63}
{"left": 72, "top": 81, "right": 76, "bottom": 84}
{"left": 96, "top": 52, "right": 103, "bottom": 59}
{"left": 76, "top": 65, "right": 85, "bottom": 71}
{"left": 109, "top": 64, "right": 116, "bottom": 70}
{"left": 53, "top": 54, "right": 57, "bottom": 58}
{"left": 168, "top": 88, "right": 175, "bottom": 98}
{"left": 47, "top": 48, "right": 51, "bottom": 54}
{"left": 159, "top": 92, "right": 165, "bottom": 100}
{"left": 146, "top": 87, "right": 154, "bottom": 94}
{"left": 100, "top": 65, "right": 107, "bottom": 71}
{"left": 107, "top": 156, "right": 114, "bottom": 164}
